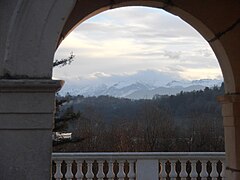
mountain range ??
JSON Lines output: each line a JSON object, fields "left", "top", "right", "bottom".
{"left": 60, "top": 78, "right": 223, "bottom": 99}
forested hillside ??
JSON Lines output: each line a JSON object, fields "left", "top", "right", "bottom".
{"left": 53, "top": 84, "right": 225, "bottom": 152}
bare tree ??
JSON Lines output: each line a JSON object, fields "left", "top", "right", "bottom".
{"left": 188, "top": 111, "right": 224, "bottom": 152}
{"left": 138, "top": 101, "right": 175, "bottom": 151}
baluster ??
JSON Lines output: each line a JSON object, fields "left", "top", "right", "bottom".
{"left": 54, "top": 160, "right": 63, "bottom": 180}
{"left": 210, "top": 160, "right": 219, "bottom": 180}
{"left": 169, "top": 160, "right": 177, "bottom": 180}
{"left": 75, "top": 160, "right": 84, "bottom": 180}
{"left": 117, "top": 160, "right": 126, "bottom": 180}
{"left": 190, "top": 160, "right": 198, "bottom": 180}
{"left": 128, "top": 160, "right": 135, "bottom": 180}
{"left": 200, "top": 160, "right": 208, "bottom": 180}
{"left": 85, "top": 160, "right": 94, "bottom": 180}
{"left": 159, "top": 160, "right": 167, "bottom": 180}
{"left": 220, "top": 161, "right": 226, "bottom": 179}
{"left": 65, "top": 160, "right": 74, "bottom": 180}
{"left": 107, "top": 160, "right": 115, "bottom": 180}
{"left": 179, "top": 160, "right": 188, "bottom": 180}
{"left": 97, "top": 160, "right": 105, "bottom": 180}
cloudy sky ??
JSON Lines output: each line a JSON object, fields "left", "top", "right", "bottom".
{"left": 53, "top": 7, "right": 222, "bottom": 87}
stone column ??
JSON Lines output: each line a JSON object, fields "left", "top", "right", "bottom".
{"left": 0, "top": 79, "right": 63, "bottom": 180}
{"left": 218, "top": 94, "right": 240, "bottom": 180}
{"left": 136, "top": 160, "right": 159, "bottom": 180}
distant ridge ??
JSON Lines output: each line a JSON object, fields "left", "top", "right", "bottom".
{"left": 60, "top": 78, "right": 223, "bottom": 99}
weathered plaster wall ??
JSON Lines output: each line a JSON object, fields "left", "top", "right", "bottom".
{"left": 0, "top": 0, "right": 77, "bottom": 78}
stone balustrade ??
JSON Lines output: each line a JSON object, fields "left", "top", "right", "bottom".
{"left": 52, "top": 152, "right": 225, "bottom": 180}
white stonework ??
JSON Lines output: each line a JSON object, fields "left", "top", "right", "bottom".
{"left": 0, "top": 80, "right": 63, "bottom": 180}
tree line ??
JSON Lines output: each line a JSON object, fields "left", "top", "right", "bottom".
{"left": 53, "top": 84, "right": 225, "bottom": 152}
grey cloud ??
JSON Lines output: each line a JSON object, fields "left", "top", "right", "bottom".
{"left": 133, "top": 32, "right": 180, "bottom": 39}
{"left": 162, "top": 50, "right": 181, "bottom": 59}
{"left": 166, "top": 66, "right": 185, "bottom": 73}
{"left": 63, "top": 69, "right": 182, "bottom": 88}
{"left": 120, "top": 50, "right": 182, "bottom": 60}
{"left": 179, "top": 56, "right": 220, "bottom": 69}
{"left": 55, "top": 7, "right": 220, "bottom": 81}
{"left": 196, "top": 49, "right": 214, "bottom": 58}
{"left": 169, "top": 56, "right": 220, "bottom": 70}
{"left": 73, "top": 7, "right": 202, "bottom": 43}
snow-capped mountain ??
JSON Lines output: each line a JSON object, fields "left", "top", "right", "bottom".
{"left": 60, "top": 78, "right": 223, "bottom": 99}
{"left": 165, "top": 79, "right": 223, "bottom": 88}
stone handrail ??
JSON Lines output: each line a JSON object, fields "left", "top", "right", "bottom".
{"left": 52, "top": 152, "right": 225, "bottom": 179}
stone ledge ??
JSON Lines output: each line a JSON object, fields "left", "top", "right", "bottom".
{"left": 0, "top": 79, "right": 64, "bottom": 92}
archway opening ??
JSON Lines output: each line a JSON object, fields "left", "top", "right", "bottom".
{"left": 53, "top": 6, "right": 224, "bottom": 152}
{"left": 51, "top": 4, "right": 231, "bottom": 180}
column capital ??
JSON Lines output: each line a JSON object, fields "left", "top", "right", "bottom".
{"left": 0, "top": 79, "right": 64, "bottom": 129}
{"left": 217, "top": 94, "right": 240, "bottom": 104}
{"left": 0, "top": 79, "right": 64, "bottom": 93}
